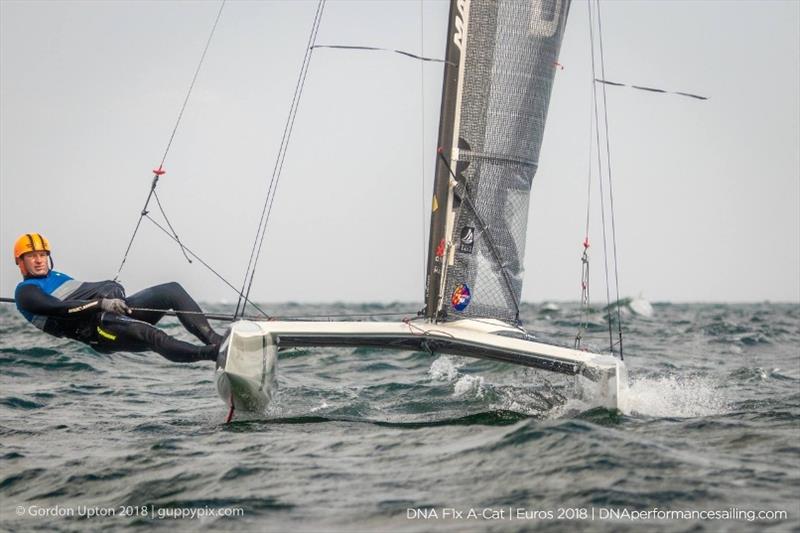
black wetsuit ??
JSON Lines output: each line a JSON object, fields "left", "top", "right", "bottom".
{"left": 15, "top": 273, "right": 221, "bottom": 363}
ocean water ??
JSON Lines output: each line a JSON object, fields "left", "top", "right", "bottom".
{"left": 1, "top": 302, "right": 798, "bottom": 532}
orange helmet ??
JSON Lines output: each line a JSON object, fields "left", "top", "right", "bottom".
{"left": 13, "top": 233, "right": 51, "bottom": 276}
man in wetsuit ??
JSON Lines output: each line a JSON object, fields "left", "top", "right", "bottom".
{"left": 13, "top": 233, "right": 222, "bottom": 363}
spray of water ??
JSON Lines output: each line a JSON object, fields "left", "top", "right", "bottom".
{"left": 428, "top": 355, "right": 729, "bottom": 419}
{"left": 618, "top": 374, "right": 729, "bottom": 418}
{"left": 428, "top": 355, "right": 463, "bottom": 381}
{"left": 454, "top": 375, "right": 486, "bottom": 397}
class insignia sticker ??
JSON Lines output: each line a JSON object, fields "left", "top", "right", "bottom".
{"left": 451, "top": 283, "right": 471, "bottom": 311}
{"left": 459, "top": 226, "right": 474, "bottom": 254}
{"left": 435, "top": 238, "right": 446, "bottom": 258}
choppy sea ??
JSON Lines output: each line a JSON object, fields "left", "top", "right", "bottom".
{"left": 1, "top": 302, "right": 798, "bottom": 532}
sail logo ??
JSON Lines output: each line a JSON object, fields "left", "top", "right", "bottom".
{"left": 453, "top": 0, "right": 469, "bottom": 50}
{"left": 451, "top": 283, "right": 471, "bottom": 311}
{"left": 459, "top": 226, "right": 474, "bottom": 254}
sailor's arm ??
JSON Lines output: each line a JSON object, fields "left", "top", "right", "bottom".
{"left": 15, "top": 284, "right": 103, "bottom": 317}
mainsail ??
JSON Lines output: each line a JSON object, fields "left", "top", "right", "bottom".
{"left": 425, "top": 0, "right": 572, "bottom": 323}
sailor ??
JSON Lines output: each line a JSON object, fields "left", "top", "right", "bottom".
{"left": 13, "top": 233, "right": 222, "bottom": 363}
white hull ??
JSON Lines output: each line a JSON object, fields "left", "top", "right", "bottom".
{"left": 215, "top": 321, "right": 278, "bottom": 412}
{"left": 215, "top": 318, "right": 626, "bottom": 412}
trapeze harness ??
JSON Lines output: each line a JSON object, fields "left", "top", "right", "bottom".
{"left": 15, "top": 271, "right": 221, "bottom": 363}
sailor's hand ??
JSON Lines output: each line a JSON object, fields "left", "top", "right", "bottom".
{"left": 100, "top": 298, "right": 131, "bottom": 315}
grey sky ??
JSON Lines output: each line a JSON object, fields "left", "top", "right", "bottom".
{"left": 1, "top": 0, "right": 798, "bottom": 304}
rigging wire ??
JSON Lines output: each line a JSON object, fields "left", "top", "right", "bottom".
{"left": 310, "top": 44, "right": 451, "bottom": 64}
{"left": 234, "top": 0, "right": 326, "bottom": 320}
{"left": 419, "top": 0, "right": 428, "bottom": 297}
{"left": 0, "top": 296, "right": 411, "bottom": 322}
{"left": 595, "top": 79, "right": 708, "bottom": 100}
{"left": 152, "top": 190, "right": 192, "bottom": 264}
{"left": 117, "top": 305, "right": 411, "bottom": 322}
{"left": 575, "top": 56, "right": 597, "bottom": 350}
{"left": 586, "top": 0, "right": 618, "bottom": 356}
{"left": 144, "top": 215, "right": 270, "bottom": 318}
{"left": 114, "top": 0, "right": 226, "bottom": 281}
{"left": 595, "top": 0, "right": 625, "bottom": 360}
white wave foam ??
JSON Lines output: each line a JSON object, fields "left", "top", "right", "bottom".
{"left": 309, "top": 400, "right": 329, "bottom": 413}
{"left": 428, "top": 355, "right": 463, "bottom": 381}
{"left": 548, "top": 396, "right": 596, "bottom": 419}
{"left": 619, "top": 374, "right": 729, "bottom": 418}
{"left": 454, "top": 375, "right": 485, "bottom": 398}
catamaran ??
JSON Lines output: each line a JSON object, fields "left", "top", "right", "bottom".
{"left": 215, "top": 0, "right": 628, "bottom": 417}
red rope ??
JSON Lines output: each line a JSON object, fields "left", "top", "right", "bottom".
{"left": 225, "top": 393, "right": 235, "bottom": 423}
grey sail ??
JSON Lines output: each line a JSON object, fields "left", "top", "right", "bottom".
{"left": 425, "top": 0, "right": 572, "bottom": 323}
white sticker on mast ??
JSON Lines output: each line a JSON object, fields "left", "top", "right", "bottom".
{"left": 437, "top": 0, "right": 471, "bottom": 316}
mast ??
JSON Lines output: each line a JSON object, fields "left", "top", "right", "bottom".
{"left": 424, "top": 0, "right": 467, "bottom": 321}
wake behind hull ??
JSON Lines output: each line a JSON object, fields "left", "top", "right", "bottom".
{"left": 215, "top": 318, "right": 626, "bottom": 412}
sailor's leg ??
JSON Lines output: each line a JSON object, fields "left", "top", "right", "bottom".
{"left": 125, "top": 285, "right": 167, "bottom": 325}
{"left": 98, "top": 313, "right": 217, "bottom": 363}
{"left": 126, "top": 282, "right": 221, "bottom": 345}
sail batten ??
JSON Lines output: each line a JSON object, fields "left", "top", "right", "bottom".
{"left": 425, "top": 0, "right": 571, "bottom": 323}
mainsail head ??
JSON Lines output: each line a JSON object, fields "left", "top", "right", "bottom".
{"left": 425, "top": 0, "right": 572, "bottom": 323}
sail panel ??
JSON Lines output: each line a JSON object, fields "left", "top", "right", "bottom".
{"left": 441, "top": 0, "right": 571, "bottom": 323}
